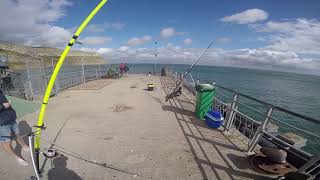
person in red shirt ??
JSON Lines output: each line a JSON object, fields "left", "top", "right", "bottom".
{"left": 119, "top": 63, "right": 125, "bottom": 75}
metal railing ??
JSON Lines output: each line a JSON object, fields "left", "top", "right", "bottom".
{"left": 6, "top": 57, "right": 109, "bottom": 100}
{"left": 170, "top": 72, "right": 320, "bottom": 177}
{"left": 30, "top": 66, "right": 108, "bottom": 100}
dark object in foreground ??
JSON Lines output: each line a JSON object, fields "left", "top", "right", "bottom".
{"left": 277, "top": 171, "right": 313, "bottom": 180}
{"left": 166, "top": 87, "right": 182, "bottom": 101}
{"left": 261, "top": 147, "right": 287, "bottom": 164}
{"left": 250, "top": 153, "right": 296, "bottom": 174}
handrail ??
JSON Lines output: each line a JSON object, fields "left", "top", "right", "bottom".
{"left": 178, "top": 72, "right": 319, "bottom": 157}
{"left": 215, "top": 91, "right": 234, "bottom": 100}
{"left": 271, "top": 116, "right": 320, "bottom": 139}
{"left": 235, "top": 100, "right": 266, "bottom": 116}
{"left": 214, "top": 84, "right": 320, "bottom": 125}
{"left": 262, "top": 131, "right": 312, "bottom": 159}
{"left": 180, "top": 72, "right": 320, "bottom": 125}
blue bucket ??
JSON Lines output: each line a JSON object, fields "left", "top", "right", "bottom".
{"left": 204, "top": 110, "right": 224, "bottom": 128}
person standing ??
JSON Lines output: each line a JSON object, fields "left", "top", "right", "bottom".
{"left": 119, "top": 63, "right": 125, "bottom": 75}
{"left": 124, "top": 63, "right": 129, "bottom": 75}
{"left": 0, "top": 90, "right": 29, "bottom": 165}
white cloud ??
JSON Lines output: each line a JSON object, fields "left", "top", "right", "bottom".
{"left": 252, "top": 19, "right": 320, "bottom": 55}
{"left": 217, "top": 37, "right": 231, "bottom": 44}
{"left": 183, "top": 38, "right": 192, "bottom": 45}
{"left": 127, "top": 35, "right": 152, "bottom": 46}
{"left": 79, "top": 47, "right": 98, "bottom": 53}
{"left": 161, "top": 28, "right": 175, "bottom": 38}
{"left": 221, "top": 9, "right": 268, "bottom": 24}
{"left": 83, "top": 45, "right": 319, "bottom": 74}
{"left": 26, "top": 26, "right": 71, "bottom": 47}
{"left": 80, "top": 36, "right": 112, "bottom": 45}
{"left": 2, "top": 0, "right": 316, "bottom": 74}
{"left": 111, "top": 22, "right": 126, "bottom": 30}
{"left": 79, "top": 47, "right": 113, "bottom": 56}
{"left": 118, "top": 46, "right": 130, "bottom": 52}
{"left": 160, "top": 27, "right": 186, "bottom": 38}
{"left": 86, "top": 22, "right": 126, "bottom": 32}
{"left": 86, "top": 24, "right": 105, "bottom": 33}
{"left": 0, "top": 0, "right": 72, "bottom": 47}
{"left": 257, "top": 37, "right": 267, "bottom": 42}
{"left": 216, "top": 49, "right": 320, "bottom": 73}
{"left": 97, "top": 48, "right": 113, "bottom": 54}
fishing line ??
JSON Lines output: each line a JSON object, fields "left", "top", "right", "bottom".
{"left": 40, "top": 118, "right": 70, "bottom": 171}
{"left": 166, "top": 40, "right": 214, "bottom": 101}
{"left": 14, "top": 129, "right": 42, "bottom": 140}
{"left": 39, "top": 136, "right": 140, "bottom": 177}
{"left": 0, "top": 129, "right": 42, "bottom": 141}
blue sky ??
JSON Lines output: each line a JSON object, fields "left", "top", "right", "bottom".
{"left": 0, "top": 0, "right": 319, "bottom": 74}
{"left": 56, "top": 0, "right": 319, "bottom": 49}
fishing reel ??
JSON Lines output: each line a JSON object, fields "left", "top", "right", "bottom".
{"left": 42, "top": 148, "right": 58, "bottom": 159}
{"left": 165, "top": 86, "right": 182, "bottom": 102}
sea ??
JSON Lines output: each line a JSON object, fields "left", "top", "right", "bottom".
{"left": 126, "top": 63, "right": 320, "bottom": 155}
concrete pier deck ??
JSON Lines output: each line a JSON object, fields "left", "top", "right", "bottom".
{"left": 0, "top": 75, "right": 273, "bottom": 180}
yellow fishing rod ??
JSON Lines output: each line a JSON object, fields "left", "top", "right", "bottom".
{"left": 33, "top": 0, "right": 108, "bottom": 173}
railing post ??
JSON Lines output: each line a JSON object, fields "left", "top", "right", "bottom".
{"left": 190, "top": 74, "right": 195, "bottom": 85}
{"left": 98, "top": 64, "right": 101, "bottom": 78}
{"left": 25, "top": 59, "right": 34, "bottom": 100}
{"left": 51, "top": 58, "right": 60, "bottom": 92}
{"left": 105, "top": 64, "right": 108, "bottom": 77}
{"left": 175, "top": 72, "right": 178, "bottom": 85}
{"left": 298, "top": 156, "right": 320, "bottom": 176}
{"left": 194, "top": 79, "right": 200, "bottom": 102}
{"left": 81, "top": 58, "right": 85, "bottom": 83}
{"left": 247, "top": 107, "right": 273, "bottom": 154}
{"left": 40, "top": 58, "right": 47, "bottom": 92}
{"left": 224, "top": 93, "right": 239, "bottom": 131}
{"left": 51, "top": 58, "right": 56, "bottom": 93}
{"left": 56, "top": 75, "right": 61, "bottom": 92}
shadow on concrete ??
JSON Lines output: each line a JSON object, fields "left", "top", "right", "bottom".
{"left": 227, "top": 153, "right": 252, "bottom": 170}
{"left": 47, "top": 154, "right": 82, "bottom": 180}
{"left": 15, "top": 120, "right": 32, "bottom": 156}
{"left": 40, "top": 118, "right": 70, "bottom": 171}
{"left": 175, "top": 97, "right": 194, "bottom": 105}
{"left": 160, "top": 77, "right": 271, "bottom": 180}
{"left": 162, "top": 105, "right": 194, "bottom": 117}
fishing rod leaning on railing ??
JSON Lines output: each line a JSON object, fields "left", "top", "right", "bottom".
{"left": 165, "top": 40, "right": 214, "bottom": 101}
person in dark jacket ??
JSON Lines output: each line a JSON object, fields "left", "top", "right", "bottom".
{"left": 124, "top": 63, "right": 129, "bottom": 74}
{"left": 0, "top": 90, "right": 29, "bottom": 165}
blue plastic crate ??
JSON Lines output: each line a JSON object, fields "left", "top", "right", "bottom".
{"left": 204, "top": 110, "right": 224, "bottom": 128}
